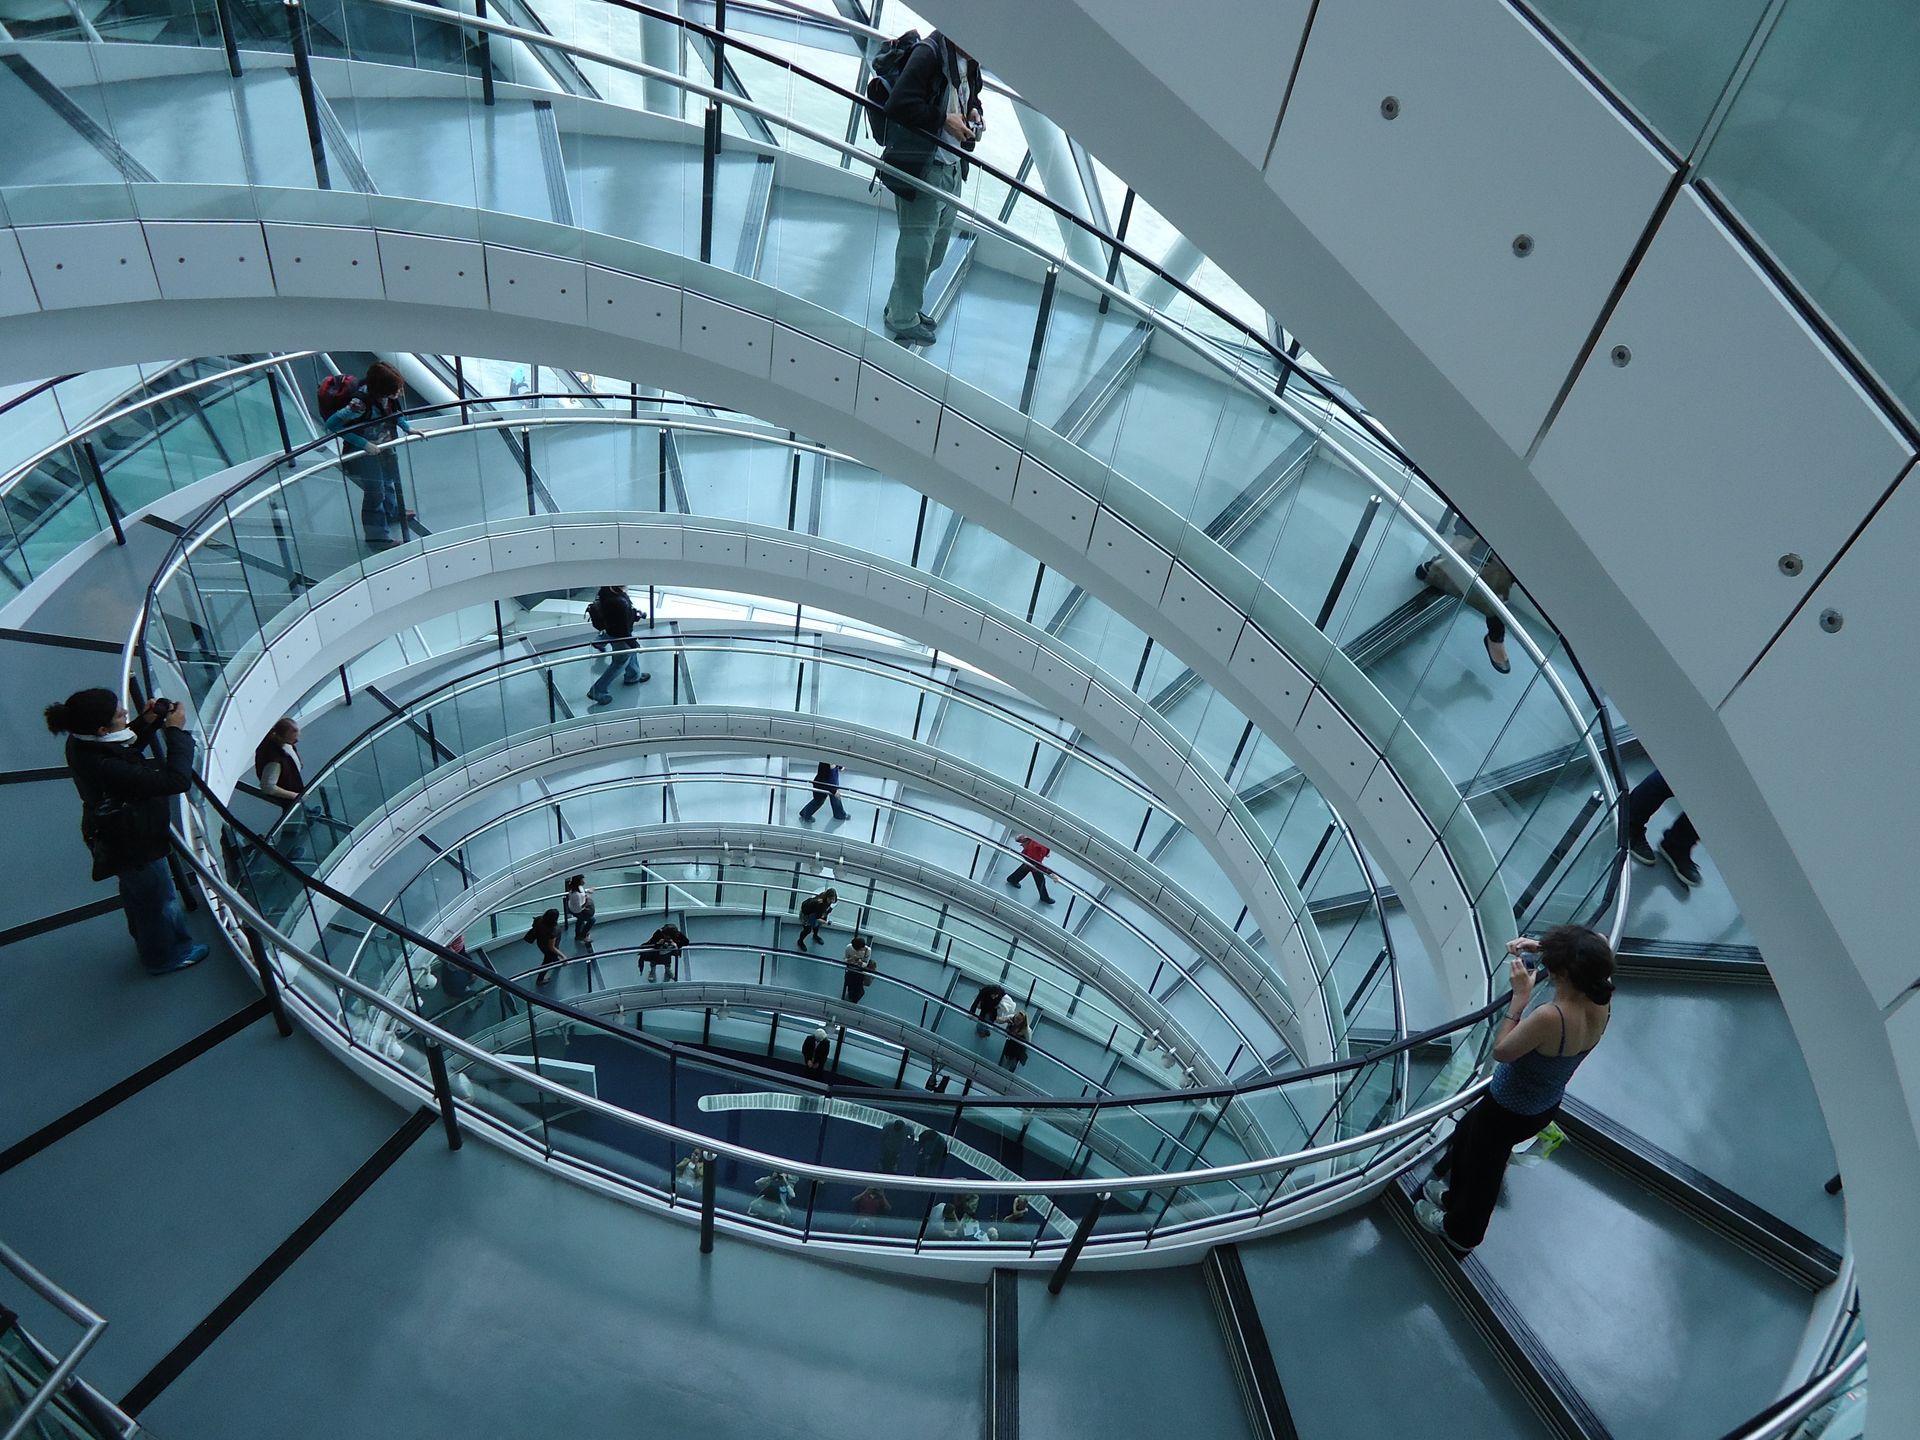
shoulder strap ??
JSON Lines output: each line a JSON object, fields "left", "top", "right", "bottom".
{"left": 1550, "top": 1002, "right": 1566, "bottom": 1056}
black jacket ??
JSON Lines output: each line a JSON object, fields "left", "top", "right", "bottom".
{"left": 881, "top": 33, "right": 982, "bottom": 188}
{"left": 66, "top": 725, "right": 195, "bottom": 879}
{"left": 591, "top": 587, "right": 637, "bottom": 639}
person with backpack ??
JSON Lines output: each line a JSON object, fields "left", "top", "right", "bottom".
{"left": 970, "top": 981, "right": 1007, "bottom": 1038}
{"left": 796, "top": 886, "right": 837, "bottom": 951}
{"left": 524, "top": 907, "right": 565, "bottom": 987}
{"left": 584, "top": 583, "right": 651, "bottom": 704}
{"left": 638, "top": 922, "right": 687, "bottom": 981}
{"left": 798, "top": 759, "right": 848, "bottom": 822}
{"left": 842, "top": 934, "right": 876, "bottom": 1003}
{"left": 874, "top": 30, "right": 983, "bottom": 345}
{"left": 1005, "top": 834, "right": 1057, "bottom": 904}
{"left": 321, "top": 361, "right": 413, "bottom": 548}
{"left": 45, "top": 687, "right": 208, "bottom": 976}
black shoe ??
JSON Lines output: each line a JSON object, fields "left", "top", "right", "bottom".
{"left": 625, "top": 671, "right": 650, "bottom": 685}
{"left": 918, "top": 311, "right": 938, "bottom": 330}
{"left": 1414, "top": 559, "right": 1433, "bottom": 584}
{"left": 1039, "top": 896, "right": 1056, "bottom": 905}
{"left": 1627, "top": 833, "right": 1656, "bottom": 866}
{"left": 889, "top": 320, "right": 937, "bottom": 345}
{"left": 1005, "top": 875, "right": 1021, "bottom": 887}
{"left": 1483, "top": 634, "right": 1512, "bottom": 675}
{"left": 1661, "top": 845, "right": 1703, "bottom": 889}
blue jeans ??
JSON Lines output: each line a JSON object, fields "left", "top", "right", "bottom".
{"left": 588, "top": 639, "right": 641, "bottom": 701}
{"left": 120, "top": 856, "right": 195, "bottom": 973}
{"left": 347, "top": 450, "right": 404, "bottom": 543}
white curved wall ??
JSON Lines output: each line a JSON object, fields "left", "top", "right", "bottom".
{"left": 922, "top": 0, "right": 1920, "bottom": 1419}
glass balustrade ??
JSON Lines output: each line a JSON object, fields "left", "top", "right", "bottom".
{"left": 127, "top": 408, "right": 1616, "bottom": 1043}
{"left": 272, "top": 763, "right": 1284, "bottom": 1074}
{"left": 0, "top": 0, "right": 1624, "bottom": 976}
{"left": 190, "top": 777, "right": 1501, "bottom": 1254}
{"left": 242, "top": 625, "right": 1318, "bottom": 1055}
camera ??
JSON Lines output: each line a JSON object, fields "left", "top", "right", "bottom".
{"left": 150, "top": 698, "right": 176, "bottom": 719}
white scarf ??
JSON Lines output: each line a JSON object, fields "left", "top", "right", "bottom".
{"left": 75, "top": 729, "right": 138, "bottom": 745}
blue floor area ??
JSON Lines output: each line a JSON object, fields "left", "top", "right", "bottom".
{"left": 1238, "top": 1212, "right": 1549, "bottom": 1440}
{"left": 139, "top": 1136, "right": 986, "bottom": 1440}
{"left": 1015, "top": 1266, "right": 1254, "bottom": 1440}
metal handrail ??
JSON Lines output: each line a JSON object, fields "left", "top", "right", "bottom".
{"left": 1713, "top": 1341, "right": 1866, "bottom": 1440}
{"left": 0, "top": 352, "right": 313, "bottom": 499}
{"left": 328, "top": 766, "right": 1291, "bottom": 1063}
{"left": 0, "top": 1240, "right": 113, "bottom": 1440}
{"left": 182, "top": 819, "right": 1503, "bottom": 1198}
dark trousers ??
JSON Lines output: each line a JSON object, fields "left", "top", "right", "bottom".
{"left": 1000, "top": 1038, "right": 1028, "bottom": 1070}
{"left": 1626, "top": 770, "right": 1697, "bottom": 859}
{"left": 572, "top": 907, "right": 595, "bottom": 946}
{"left": 1007, "top": 864, "right": 1052, "bottom": 902}
{"left": 120, "top": 856, "right": 195, "bottom": 973}
{"left": 1436, "top": 1094, "right": 1557, "bottom": 1249}
{"left": 842, "top": 971, "right": 868, "bottom": 1004}
{"left": 799, "top": 785, "right": 847, "bottom": 821}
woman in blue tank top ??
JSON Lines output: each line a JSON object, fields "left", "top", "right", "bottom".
{"left": 1416, "top": 924, "right": 1615, "bottom": 1253}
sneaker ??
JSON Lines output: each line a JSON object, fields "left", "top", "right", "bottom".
{"left": 1414, "top": 1198, "right": 1471, "bottom": 1255}
{"left": 150, "top": 943, "right": 210, "bottom": 976}
{"left": 586, "top": 691, "right": 611, "bottom": 706}
{"left": 1414, "top": 559, "right": 1432, "bottom": 585}
{"left": 1422, "top": 1177, "right": 1449, "bottom": 1210}
{"left": 889, "top": 320, "right": 938, "bottom": 345}
{"left": 1627, "top": 833, "right": 1656, "bottom": 866}
{"left": 1661, "top": 845, "right": 1703, "bottom": 889}
{"left": 624, "top": 671, "right": 651, "bottom": 685}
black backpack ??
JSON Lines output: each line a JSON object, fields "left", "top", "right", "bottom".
{"left": 863, "top": 30, "right": 924, "bottom": 144}
{"left": 586, "top": 588, "right": 634, "bottom": 635}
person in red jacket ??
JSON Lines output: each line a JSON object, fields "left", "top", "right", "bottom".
{"left": 1005, "top": 835, "right": 1056, "bottom": 905}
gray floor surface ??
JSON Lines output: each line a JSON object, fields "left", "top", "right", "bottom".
{"left": 139, "top": 1137, "right": 986, "bottom": 1440}
{"left": 1238, "top": 1209, "right": 1550, "bottom": 1440}
{"left": 1473, "top": 1146, "right": 1813, "bottom": 1440}
{"left": 0, "top": 1023, "right": 406, "bottom": 1397}
{"left": 1015, "top": 1265, "right": 1254, "bottom": 1440}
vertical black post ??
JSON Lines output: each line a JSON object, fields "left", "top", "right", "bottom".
{"left": 1047, "top": 1192, "right": 1108, "bottom": 1294}
{"left": 267, "top": 370, "right": 294, "bottom": 457}
{"left": 473, "top": 0, "right": 496, "bottom": 107}
{"left": 284, "top": 0, "right": 332, "bottom": 191}
{"left": 699, "top": 103, "right": 721, "bottom": 264}
{"left": 1019, "top": 267, "right": 1059, "bottom": 416}
{"left": 699, "top": 1152, "right": 718, "bottom": 1252}
{"left": 522, "top": 428, "right": 537, "bottom": 515}
{"left": 212, "top": 0, "right": 242, "bottom": 77}
{"left": 1512, "top": 789, "right": 1605, "bottom": 922}
{"left": 426, "top": 1044, "right": 465, "bottom": 1150}
{"left": 80, "top": 440, "right": 126, "bottom": 546}
{"left": 454, "top": 355, "right": 469, "bottom": 426}
{"left": 1099, "top": 187, "right": 1136, "bottom": 315}
{"left": 1314, "top": 495, "right": 1380, "bottom": 630}
{"left": 239, "top": 924, "right": 295, "bottom": 1037}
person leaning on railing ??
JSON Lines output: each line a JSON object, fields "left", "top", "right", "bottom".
{"left": 1416, "top": 925, "right": 1615, "bottom": 1254}
{"left": 878, "top": 30, "right": 982, "bottom": 346}
{"left": 45, "top": 687, "right": 208, "bottom": 976}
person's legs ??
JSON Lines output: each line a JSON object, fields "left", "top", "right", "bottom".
{"left": 617, "top": 637, "right": 646, "bottom": 685}
{"left": 1441, "top": 1098, "right": 1554, "bottom": 1250}
{"left": 120, "top": 858, "right": 200, "bottom": 973}
{"left": 348, "top": 457, "right": 391, "bottom": 543}
{"left": 587, "top": 648, "right": 625, "bottom": 703}
{"left": 799, "top": 789, "right": 825, "bottom": 821}
{"left": 1030, "top": 870, "right": 1054, "bottom": 904}
{"left": 924, "top": 171, "right": 959, "bottom": 277}
{"left": 1625, "top": 770, "right": 1675, "bottom": 862}
{"left": 829, "top": 791, "right": 849, "bottom": 821}
{"left": 884, "top": 185, "right": 942, "bottom": 334}
{"left": 379, "top": 454, "right": 407, "bottom": 538}
{"left": 1006, "top": 863, "right": 1030, "bottom": 889}
{"left": 1661, "top": 808, "right": 1700, "bottom": 863}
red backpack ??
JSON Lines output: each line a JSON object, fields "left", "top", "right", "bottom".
{"left": 317, "top": 373, "right": 360, "bottom": 420}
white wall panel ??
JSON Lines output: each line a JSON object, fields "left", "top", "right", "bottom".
{"left": 1068, "top": 0, "right": 1307, "bottom": 165}
{"left": 17, "top": 222, "right": 160, "bottom": 309}
{"left": 746, "top": 536, "right": 809, "bottom": 582}
{"left": 1297, "top": 690, "right": 1380, "bottom": 796}
{"left": 380, "top": 232, "right": 486, "bottom": 309}
{"left": 1011, "top": 455, "right": 1096, "bottom": 552}
{"left": 935, "top": 409, "right": 1020, "bottom": 499}
{"left": 0, "top": 229, "right": 39, "bottom": 316}
{"left": 148, "top": 221, "right": 271, "bottom": 302}
{"left": 619, "top": 524, "right": 682, "bottom": 563}
{"left": 486, "top": 245, "right": 587, "bottom": 326}
{"left": 554, "top": 522, "right": 620, "bottom": 564}
{"left": 585, "top": 265, "right": 679, "bottom": 349}
{"left": 1535, "top": 191, "right": 1915, "bottom": 706}
{"left": 854, "top": 363, "right": 941, "bottom": 457}
{"left": 1088, "top": 507, "right": 1171, "bottom": 602}
{"left": 263, "top": 223, "right": 381, "bottom": 299}
{"left": 1226, "top": 625, "right": 1311, "bottom": 728}
{"left": 1268, "top": 0, "right": 1671, "bottom": 452}
{"left": 682, "top": 293, "right": 773, "bottom": 378}
{"left": 428, "top": 536, "right": 492, "bottom": 587}
{"left": 1161, "top": 564, "right": 1244, "bottom": 669}
{"left": 1721, "top": 460, "right": 1920, "bottom": 1006}
{"left": 1355, "top": 761, "right": 1434, "bottom": 875}
{"left": 771, "top": 326, "right": 858, "bottom": 413}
